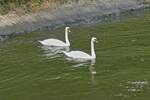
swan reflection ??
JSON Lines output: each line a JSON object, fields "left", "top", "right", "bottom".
{"left": 65, "top": 57, "right": 97, "bottom": 84}
{"left": 40, "top": 45, "right": 70, "bottom": 59}
{"left": 89, "top": 59, "right": 96, "bottom": 85}
{"left": 65, "top": 57, "right": 95, "bottom": 67}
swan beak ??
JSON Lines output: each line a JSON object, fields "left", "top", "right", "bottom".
{"left": 69, "top": 30, "right": 71, "bottom": 32}
{"left": 96, "top": 40, "right": 98, "bottom": 43}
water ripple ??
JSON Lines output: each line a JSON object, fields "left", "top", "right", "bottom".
{"left": 39, "top": 45, "right": 70, "bottom": 59}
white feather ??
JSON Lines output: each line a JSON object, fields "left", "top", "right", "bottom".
{"left": 39, "top": 27, "right": 70, "bottom": 47}
{"left": 63, "top": 37, "right": 97, "bottom": 60}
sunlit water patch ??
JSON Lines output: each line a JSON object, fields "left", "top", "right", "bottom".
{"left": 126, "top": 80, "right": 149, "bottom": 92}
{"left": 115, "top": 80, "right": 150, "bottom": 99}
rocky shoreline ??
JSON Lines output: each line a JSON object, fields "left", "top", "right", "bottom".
{"left": 0, "top": 0, "right": 149, "bottom": 37}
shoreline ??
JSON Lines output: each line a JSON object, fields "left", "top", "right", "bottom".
{"left": 0, "top": 0, "right": 149, "bottom": 37}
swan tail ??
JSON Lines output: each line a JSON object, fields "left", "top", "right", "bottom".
{"left": 38, "top": 40, "right": 43, "bottom": 44}
{"left": 62, "top": 51, "right": 66, "bottom": 54}
{"left": 62, "top": 51, "right": 68, "bottom": 55}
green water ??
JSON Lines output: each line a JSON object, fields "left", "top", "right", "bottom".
{"left": 0, "top": 12, "right": 150, "bottom": 100}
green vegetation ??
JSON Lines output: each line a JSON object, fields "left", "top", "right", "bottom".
{"left": 0, "top": 0, "right": 149, "bottom": 15}
{"left": 0, "top": 0, "right": 31, "bottom": 14}
{"left": 0, "top": 0, "right": 69, "bottom": 14}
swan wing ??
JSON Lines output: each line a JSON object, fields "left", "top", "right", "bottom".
{"left": 64, "top": 51, "right": 91, "bottom": 59}
{"left": 40, "top": 39, "right": 66, "bottom": 46}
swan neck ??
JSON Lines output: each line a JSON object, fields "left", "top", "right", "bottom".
{"left": 65, "top": 29, "right": 70, "bottom": 46}
{"left": 91, "top": 40, "right": 96, "bottom": 58}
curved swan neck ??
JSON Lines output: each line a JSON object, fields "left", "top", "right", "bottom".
{"left": 91, "top": 40, "right": 96, "bottom": 58}
{"left": 65, "top": 28, "right": 70, "bottom": 46}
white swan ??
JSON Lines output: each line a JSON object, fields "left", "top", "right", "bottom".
{"left": 63, "top": 37, "right": 98, "bottom": 60}
{"left": 39, "top": 27, "right": 71, "bottom": 47}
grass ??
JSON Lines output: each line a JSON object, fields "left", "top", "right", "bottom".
{"left": 0, "top": 0, "right": 149, "bottom": 15}
{"left": 0, "top": 0, "right": 69, "bottom": 14}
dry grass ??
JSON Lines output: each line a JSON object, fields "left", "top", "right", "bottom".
{"left": 0, "top": 0, "right": 149, "bottom": 15}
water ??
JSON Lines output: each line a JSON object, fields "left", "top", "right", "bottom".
{"left": 0, "top": 12, "right": 150, "bottom": 100}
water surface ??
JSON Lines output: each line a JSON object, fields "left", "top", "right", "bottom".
{"left": 0, "top": 12, "right": 150, "bottom": 100}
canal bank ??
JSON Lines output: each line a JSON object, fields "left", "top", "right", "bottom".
{"left": 0, "top": 0, "right": 149, "bottom": 37}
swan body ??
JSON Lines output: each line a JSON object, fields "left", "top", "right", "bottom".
{"left": 63, "top": 37, "right": 97, "bottom": 60}
{"left": 39, "top": 39, "right": 66, "bottom": 47}
{"left": 63, "top": 51, "right": 92, "bottom": 59}
{"left": 39, "top": 27, "right": 71, "bottom": 47}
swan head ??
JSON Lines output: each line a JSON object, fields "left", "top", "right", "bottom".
{"left": 65, "top": 27, "right": 71, "bottom": 32}
{"left": 92, "top": 37, "right": 98, "bottom": 43}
